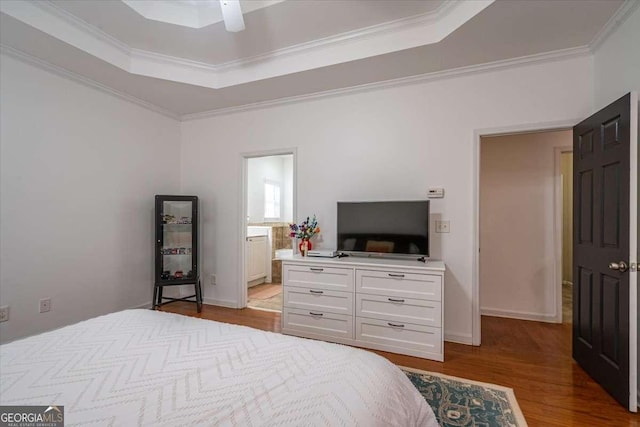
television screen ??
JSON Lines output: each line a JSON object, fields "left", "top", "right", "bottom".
{"left": 337, "top": 200, "right": 430, "bottom": 258}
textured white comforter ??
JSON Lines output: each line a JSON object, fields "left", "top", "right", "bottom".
{"left": 0, "top": 309, "right": 437, "bottom": 426}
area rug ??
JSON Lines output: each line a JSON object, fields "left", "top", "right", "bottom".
{"left": 401, "top": 367, "right": 527, "bottom": 427}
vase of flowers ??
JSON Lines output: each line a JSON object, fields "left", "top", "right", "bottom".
{"left": 300, "top": 239, "right": 311, "bottom": 255}
{"left": 289, "top": 215, "right": 320, "bottom": 256}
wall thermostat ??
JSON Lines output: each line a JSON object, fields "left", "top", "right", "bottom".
{"left": 428, "top": 188, "right": 445, "bottom": 198}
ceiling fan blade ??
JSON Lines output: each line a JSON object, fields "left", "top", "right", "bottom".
{"left": 219, "top": 0, "right": 245, "bottom": 32}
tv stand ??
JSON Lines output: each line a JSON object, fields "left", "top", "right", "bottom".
{"left": 281, "top": 256, "right": 445, "bottom": 361}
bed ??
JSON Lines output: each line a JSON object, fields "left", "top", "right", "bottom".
{"left": 0, "top": 309, "right": 437, "bottom": 426}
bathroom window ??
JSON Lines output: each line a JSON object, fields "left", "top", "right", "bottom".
{"left": 264, "top": 180, "right": 281, "bottom": 220}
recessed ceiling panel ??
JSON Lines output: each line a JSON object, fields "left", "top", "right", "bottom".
{"left": 50, "top": 0, "right": 445, "bottom": 64}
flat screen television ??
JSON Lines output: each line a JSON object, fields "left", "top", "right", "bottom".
{"left": 337, "top": 200, "right": 430, "bottom": 259}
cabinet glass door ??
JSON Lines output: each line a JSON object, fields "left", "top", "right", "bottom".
{"left": 157, "top": 197, "right": 198, "bottom": 282}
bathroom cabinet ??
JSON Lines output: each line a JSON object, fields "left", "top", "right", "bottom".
{"left": 247, "top": 235, "right": 268, "bottom": 283}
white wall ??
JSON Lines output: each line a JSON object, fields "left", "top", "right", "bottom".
{"left": 0, "top": 5, "right": 635, "bottom": 346}
{"left": 180, "top": 55, "right": 594, "bottom": 342}
{"left": 0, "top": 54, "right": 181, "bottom": 343}
{"left": 480, "top": 130, "right": 572, "bottom": 322}
{"left": 593, "top": 4, "right": 640, "bottom": 109}
{"left": 591, "top": 4, "right": 640, "bottom": 399}
{"left": 283, "top": 155, "right": 293, "bottom": 223}
{"left": 247, "top": 155, "right": 292, "bottom": 223}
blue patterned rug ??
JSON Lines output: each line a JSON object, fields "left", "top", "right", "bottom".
{"left": 401, "top": 367, "right": 527, "bottom": 427}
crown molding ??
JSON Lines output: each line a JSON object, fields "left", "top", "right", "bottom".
{"left": 43, "top": 0, "right": 456, "bottom": 72}
{"left": 37, "top": 0, "right": 131, "bottom": 56}
{"left": 6, "top": 0, "right": 492, "bottom": 89}
{"left": 589, "top": 0, "right": 639, "bottom": 52}
{"left": 154, "top": 0, "right": 492, "bottom": 81}
{"left": 213, "top": 0, "right": 458, "bottom": 70}
{"left": 1, "top": 41, "right": 591, "bottom": 124}
{"left": 181, "top": 45, "right": 592, "bottom": 121}
{"left": 0, "top": 44, "right": 179, "bottom": 121}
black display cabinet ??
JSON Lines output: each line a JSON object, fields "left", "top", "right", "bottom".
{"left": 153, "top": 195, "right": 202, "bottom": 312}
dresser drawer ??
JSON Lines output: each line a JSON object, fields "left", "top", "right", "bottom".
{"left": 283, "top": 264, "right": 354, "bottom": 292}
{"left": 283, "top": 308, "right": 353, "bottom": 340}
{"left": 355, "top": 293, "right": 441, "bottom": 327}
{"left": 284, "top": 286, "right": 353, "bottom": 316}
{"left": 355, "top": 317, "right": 441, "bottom": 355}
{"left": 355, "top": 269, "right": 441, "bottom": 300}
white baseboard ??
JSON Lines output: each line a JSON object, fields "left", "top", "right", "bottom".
{"left": 444, "top": 332, "right": 472, "bottom": 345}
{"left": 139, "top": 297, "right": 239, "bottom": 310}
{"left": 203, "top": 297, "right": 238, "bottom": 309}
{"left": 131, "top": 301, "right": 152, "bottom": 309}
{"left": 248, "top": 278, "right": 266, "bottom": 288}
{"left": 141, "top": 298, "right": 238, "bottom": 309}
{"left": 481, "top": 307, "right": 560, "bottom": 323}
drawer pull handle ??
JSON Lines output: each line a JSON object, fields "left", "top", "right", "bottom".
{"left": 310, "top": 268, "right": 324, "bottom": 272}
{"left": 388, "top": 273, "right": 405, "bottom": 278}
{"left": 388, "top": 298, "right": 405, "bottom": 303}
{"left": 309, "top": 290, "right": 324, "bottom": 294}
{"left": 309, "top": 312, "right": 323, "bottom": 316}
{"left": 388, "top": 322, "right": 405, "bottom": 328}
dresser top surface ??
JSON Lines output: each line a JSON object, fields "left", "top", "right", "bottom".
{"left": 281, "top": 255, "right": 445, "bottom": 272}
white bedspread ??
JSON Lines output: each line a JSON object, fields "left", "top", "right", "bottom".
{"left": 1, "top": 309, "right": 437, "bottom": 426}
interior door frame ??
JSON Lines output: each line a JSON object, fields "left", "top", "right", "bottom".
{"left": 472, "top": 119, "right": 581, "bottom": 346}
{"left": 554, "top": 146, "right": 574, "bottom": 323}
{"left": 629, "top": 92, "right": 638, "bottom": 410}
{"left": 472, "top": 94, "right": 638, "bottom": 409}
{"left": 238, "top": 148, "right": 297, "bottom": 309}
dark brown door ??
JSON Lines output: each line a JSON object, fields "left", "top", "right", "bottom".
{"left": 573, "top": 93, "right": 631, "bottom": 408}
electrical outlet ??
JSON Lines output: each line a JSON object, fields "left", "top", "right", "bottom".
{"left": 435, "top": 220, "right": 450, "bottom": 233}
{"left": 0, "top": 306, "right": 8, "bottom": 322}
{"left": 210, "top": 274, "right": 216, "bottom": 285}
{"left": 39, "top": 298, "right": 51, "bottom": 313}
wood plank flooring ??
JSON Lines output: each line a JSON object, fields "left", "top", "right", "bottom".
{"left": 160, "top": 302, "right": 639, "bottom": 426}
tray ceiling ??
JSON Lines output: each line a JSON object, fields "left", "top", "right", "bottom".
{"left": 0, "top": 0, "right": 627, "bottom": 118}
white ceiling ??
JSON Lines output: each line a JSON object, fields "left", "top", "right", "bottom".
{"left": 53, "top": 0, "right": 444, "bottom": 64}
{"left": 121, "top": 0, "right": 285, "bottom": 30}
{"left": 0, "top": 0, "right": 627, "bottom": 118}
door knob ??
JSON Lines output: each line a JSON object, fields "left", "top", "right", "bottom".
{"left": 609, "top": 261, "right": 629, "bottom": 273}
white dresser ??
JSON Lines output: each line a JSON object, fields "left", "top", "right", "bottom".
{"left": 281, "top": 256, "right": 445, "bottom": 361}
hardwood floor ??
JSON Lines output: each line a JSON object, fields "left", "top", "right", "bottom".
{"left": 160, "top": 302, "right": 638, "bottom": 426}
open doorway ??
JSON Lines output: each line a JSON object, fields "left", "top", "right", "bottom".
{"left": 559, "top": 150, "right": 573, "bottom": 324}
{"left": 478, "top": 129, "right": 572, "bottom": 329}
{"left": 243, "top": 153, "right": 295, "bottom": 312}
